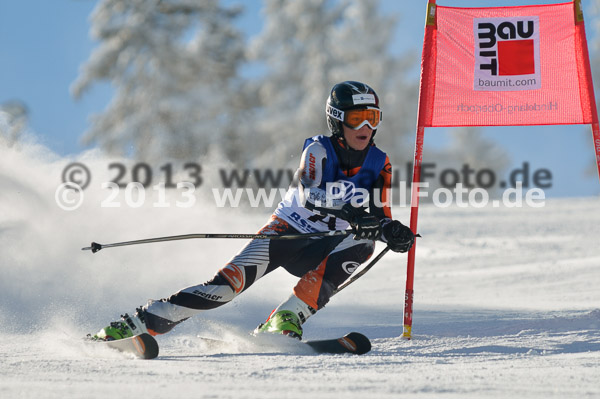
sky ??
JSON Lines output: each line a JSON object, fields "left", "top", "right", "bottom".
{"left": 1, "top": 0, "right": 599, "bottom": 197}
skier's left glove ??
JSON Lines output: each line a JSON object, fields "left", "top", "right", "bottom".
{"left": 340, "top": 204, "right": 382, "bottom": 240}
{"left": 382, "top": 220, "right": 415, "bottom": 253}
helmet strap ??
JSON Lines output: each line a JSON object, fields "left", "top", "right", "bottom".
{"left": 334, "top": 121, "right": 345, "bottom": 142}
{"left": 334, "top": 135, "right": 348, "bottom": 149}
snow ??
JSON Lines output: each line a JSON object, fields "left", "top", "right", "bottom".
{"left": 1, "top": 142, "right": 599, "bottom": 398}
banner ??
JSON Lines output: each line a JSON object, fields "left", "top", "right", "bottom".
{"left": 404, "top": 0, "right": 599, "bottom": 340}
{"left": 419, "top": 1, "right": 598, "bottom": 127}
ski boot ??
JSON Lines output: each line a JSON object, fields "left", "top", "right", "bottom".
{"left": 91, "top": 308, "right": 149, "bottom": 341}
{"left": 255, "top": 310, "right": 303, "bottom": 340}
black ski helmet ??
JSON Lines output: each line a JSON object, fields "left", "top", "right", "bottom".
{"left": 326, "top": 81, "right": 380, "bottom": 140}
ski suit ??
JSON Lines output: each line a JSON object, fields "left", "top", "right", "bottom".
{"left": 141, "top": 135, "right": 392, "bottom": 335}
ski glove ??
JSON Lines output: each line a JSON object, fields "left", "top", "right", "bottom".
{"left": 340, "top": 204, "right": 382, "bottom": 240}
{"left": 382, "top": 220, "right": 415, "bottom": 253}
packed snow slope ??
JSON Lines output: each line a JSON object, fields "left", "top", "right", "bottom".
{"left": 1, "top": 142, "right": 599, "bottom": 398}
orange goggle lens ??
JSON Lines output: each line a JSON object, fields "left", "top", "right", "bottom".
{"left": 344, "top": 107, "right": 381, "bottom": 129}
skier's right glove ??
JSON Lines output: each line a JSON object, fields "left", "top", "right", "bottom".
{"left": 340, "top": 204, "right": 382, "bottom": 240}
{"left": 382, "top": 220, "right": 415, "bottom": 253}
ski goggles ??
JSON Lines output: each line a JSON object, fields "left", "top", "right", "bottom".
{"left": 327, "top": 105, "right": 382, "bottom": 130}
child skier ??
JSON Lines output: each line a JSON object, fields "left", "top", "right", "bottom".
{"left": 93, "top": 81, "right": 415, "bottom": 341}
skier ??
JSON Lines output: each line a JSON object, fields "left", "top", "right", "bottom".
{"left": 93, "top": 81, "right": 415, "bottom": 341}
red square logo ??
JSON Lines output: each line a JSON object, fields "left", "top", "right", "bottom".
{"left": 497, "top": 39, "right": 535, "bottom": 76}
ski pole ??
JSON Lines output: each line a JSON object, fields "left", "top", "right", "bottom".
{"left": 82, "top": 230, "right": 352, "bottom": 254}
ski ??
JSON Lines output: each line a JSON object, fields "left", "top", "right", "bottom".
{"left": 197, "top": 332, "right": 371, "bottom": 355}
{"left": 305, "top": 332, "right": 371, "bottom": 355}
{"left": 87, "top": 333, "right": 159, "bottom": 359}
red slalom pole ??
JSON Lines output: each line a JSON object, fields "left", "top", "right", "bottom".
{"left": 593, "top": 123, "right": 600, "bottom": 181}
{"left": 575, "top": 0, "right": 600, "bottom": 183}
{"left": 402, "top": 127, "right": 425, "bottom": 340}
{"left": 403, "top": 0, "right": 437, "bottom": 339}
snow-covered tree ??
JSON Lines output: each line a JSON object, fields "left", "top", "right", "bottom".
{"left": 433, "top": 127, "right": 510, "bottom": 196}
{"left": 247, "top": 0, "right": 417, "bottom": 167}
{"left": 327, "top": 0, "right": 418, "bottom": 161}
{"left": 0, "top": 100, "right": 28, "bottom": 148}
{"left": 72, "top": 0, "right": 246, "bottom": 161}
